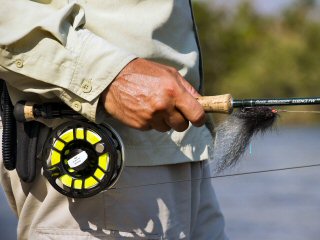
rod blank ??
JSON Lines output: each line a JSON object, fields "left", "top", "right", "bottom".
{"left": 233, "top": 97, "right": 320, "bottom": 108}
{"left": 197, "top": 95, "right": 320, "bottom": 114}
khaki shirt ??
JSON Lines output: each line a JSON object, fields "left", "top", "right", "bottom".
{"left": 0, "top": 0, "right": 213, "bottom": 166}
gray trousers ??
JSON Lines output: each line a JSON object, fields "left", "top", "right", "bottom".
{"left": 0, "top": 133, "right": 228, "bottom": 240}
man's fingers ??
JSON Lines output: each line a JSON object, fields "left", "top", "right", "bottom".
{"left": 178, "top": 75, "right": 201, "bottom": 98}
{"left": 174, "top": 75, "right": 205, "bottom": 127}
{"left": 151, "top": 113, "right": 172, "bottom": 132}
{"left": 165, "top": 111, "right": 189, "bottom": 132}
{"left": 102, "top": 58, "right": 206, "bottom": 132}
{"left": 175, "top": 92, "right": 205, "bottom": 127}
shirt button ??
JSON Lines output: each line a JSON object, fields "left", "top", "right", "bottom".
{"left": 71, "top": 101, "right": 82, "bottom": 111}
{"left": 81, "top": 80, "right": 92, "bottom": 93}
{"left": 15, "top": 59, "right": 24, "bottom": 68}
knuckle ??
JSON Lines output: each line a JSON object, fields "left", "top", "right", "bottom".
{"left": 153, "top": 99, "right": 169, "bottom": 112}
{"left": 164, "top": 86, "right": 176, "bottom": 98}
{"left": 166, "top": 66, "right": 178, "bottom": 74}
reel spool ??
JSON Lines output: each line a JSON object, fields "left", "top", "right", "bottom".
{"left": 42, "top": 121, "right": 124, "bottom": 198}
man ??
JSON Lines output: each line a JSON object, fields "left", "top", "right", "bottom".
{"left": 0, "top": 0, "right": 228, "bottom": 239}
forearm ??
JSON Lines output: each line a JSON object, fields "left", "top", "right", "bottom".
{"left": 0, "top": 0, "right": 135, "bottom": 122}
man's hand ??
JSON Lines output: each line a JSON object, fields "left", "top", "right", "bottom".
{"left": 100, "top": 58, "right": 205, "bottom": 132}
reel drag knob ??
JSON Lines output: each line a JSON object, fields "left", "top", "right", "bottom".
{"left": 42, "top": 121, "right": 124, "bottom": 198}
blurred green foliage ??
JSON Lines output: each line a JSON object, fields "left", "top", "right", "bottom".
{"left": 193, "top": 0, "right": 320, "bottom": 124}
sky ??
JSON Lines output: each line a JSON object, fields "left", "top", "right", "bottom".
{"left": 253, "top": 0, "right": 294, "bottom": 14}
{"left": 212, "top": 0, "right": 301, "bottom": 14}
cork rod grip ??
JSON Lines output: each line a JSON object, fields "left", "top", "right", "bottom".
{"left": 197, "top": 94, "right": 233, "bottom": 113}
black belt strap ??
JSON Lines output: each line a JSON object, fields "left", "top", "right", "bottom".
{"left": 16, "top": 121, "right": 44, "bottom": 182}
{"left": 0, "top": 79, "right": 47, "bottom": 182}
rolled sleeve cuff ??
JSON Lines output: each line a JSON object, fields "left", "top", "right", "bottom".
{"left": 61, "top": 29, "right": 137, "bottom": 122}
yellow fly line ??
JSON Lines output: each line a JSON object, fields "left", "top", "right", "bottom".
{"left": 50, "top": 128, "right": 110, "bottom": 190}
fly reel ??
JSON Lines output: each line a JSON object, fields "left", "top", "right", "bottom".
{"left": 42, "top": 121, "right": 124, "bottom": 198}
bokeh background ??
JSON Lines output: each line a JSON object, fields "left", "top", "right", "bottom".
{"left": 193, "top": 1, "right": 320, "bottom": 239}
{"left": 1, "top": 0, "right": 320, "bottom": 239}
{"left": 196, "top": 0, "right": 320, "bottom": 124}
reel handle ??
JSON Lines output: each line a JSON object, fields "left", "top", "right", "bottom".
{"left": 197, "top": 94, "right": 233, "bottom": 114}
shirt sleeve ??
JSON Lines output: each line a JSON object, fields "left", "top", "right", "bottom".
{"left": 0, "top": 0, "right": 136, "bottom": 122}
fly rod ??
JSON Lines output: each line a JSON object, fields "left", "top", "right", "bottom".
{"left": 197, "top": 94, "right": 320, "bottom": 113}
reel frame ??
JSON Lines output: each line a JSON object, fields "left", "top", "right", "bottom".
{"left": 42, "top": 120, "right": 125, "bottom": 198}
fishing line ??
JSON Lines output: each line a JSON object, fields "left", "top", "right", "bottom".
{"left": 275, "top": 109, "right": 320, "bottom": 114}
{"left": 112, "top": 103, "right": 320, "bottom": 191}
{"left": 114, "top": 162, "right": 320, "bottom": 190}
{"left": 7, "top": 94, "right": 320, "bottom": 198}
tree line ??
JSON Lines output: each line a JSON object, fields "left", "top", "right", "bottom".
{"left": 193, "top": 0, "right": 320, "bottom": 124}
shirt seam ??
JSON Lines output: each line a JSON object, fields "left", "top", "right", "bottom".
{"left": 68, "top": 30, "right": 92, "bottom": 94}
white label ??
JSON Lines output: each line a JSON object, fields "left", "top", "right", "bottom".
{"left": 68, "top": 151, "right": 88, "bottom": 168}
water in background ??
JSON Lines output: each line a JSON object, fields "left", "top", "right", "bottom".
{"left": 0, "top": 185, "right": 17, "bottom": 239}
{"left": 1, "top": 127, "right": 320, "bottom": 239}
{"left": 213, "top": 126, "right": 320, "bottom": 240}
